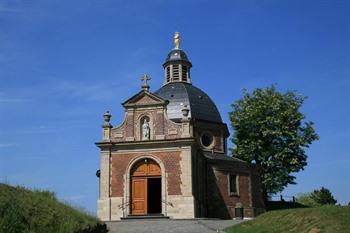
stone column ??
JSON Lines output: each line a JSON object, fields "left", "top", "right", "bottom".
{"left": 102, "top": 111, "right": 112, "bottom": 141}
{"left": 98, "top": 111, "right": 112, "bottom": 221}
{"left": 97, "top": 150, "right": 111, "bottom": 221}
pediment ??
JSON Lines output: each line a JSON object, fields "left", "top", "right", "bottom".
{"left": 123, "top": 90, "right": 168, "bottom": 107}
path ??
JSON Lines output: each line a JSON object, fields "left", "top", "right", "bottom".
{"left": 106, "top": 219, "right": 245, "bottom": 233}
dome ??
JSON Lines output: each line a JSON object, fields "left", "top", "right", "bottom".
{"left": 154, "top": 82, "right": 222, "bottom": 123}
{"left": 163, "top": 49, "right": 192, "bottom": 67}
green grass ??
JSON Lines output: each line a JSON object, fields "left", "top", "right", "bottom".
{"left": 225, "top": 205, "right": 350, "bottom": 233}
{"left": 0, "top": 183, "right": 107, "bottom": 233}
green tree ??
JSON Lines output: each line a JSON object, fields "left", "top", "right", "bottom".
{"left": 229, "top": 85, "right": 319, "bottom": 198}
{"left": 297, "top": 187, "right": 337, "bottom": 206}
{"left": 296, "top": 193, "right": 319, "bottom": 207}
{"left": 311, "top": 187, "right": 337, "bottom": 205}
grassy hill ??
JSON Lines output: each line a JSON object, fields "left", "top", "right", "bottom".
{"left": 226, "top": 205, "right": 350, "bottom": 233}
{"left": 0, "top": 183, "right": 107, "bottom": 233}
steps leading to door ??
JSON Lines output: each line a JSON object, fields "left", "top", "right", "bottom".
{"left": 121, "top": 214, "right": 170, "bottom": 220}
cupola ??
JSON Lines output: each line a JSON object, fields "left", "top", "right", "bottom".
{"left": 163, "top": 32, "right": 192, "bottom": 85}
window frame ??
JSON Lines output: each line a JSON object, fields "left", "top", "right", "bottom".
{"left": 200, "top": 131, "right": 215, "bottom": 149}
{"left": 228, "top": 174, "right": 239, "bottom": 196}
{"left": 172, "top": 64, "right": 180, "bottom": 81}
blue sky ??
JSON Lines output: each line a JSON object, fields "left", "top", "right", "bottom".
{"left": 0, "top": 0, "right": 349, "bottom": 213}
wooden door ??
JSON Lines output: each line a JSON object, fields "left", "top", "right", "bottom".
{"left": 130, "top": 159, "right": 161, "bottom": 215}
{"left": 131, "top": 178, "right": 147, "bottom": 215}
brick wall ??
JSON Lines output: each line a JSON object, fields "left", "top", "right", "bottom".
{"left": 195, "top": 126, "right": 225, "bottom": 153}
{"left": 110, "top": 151, "right": 182, "bottom": 197}
{"left": 204, "top": 160, "right": 267, "bottom": 218}
{"left": 111, "top": 109, "right": 183, "bottom": 142}
{"left": 250, "top": 172, "right": 265, "bottom": 213}
{"left": 206, "top": 166, "right": 252, "bottom": 218}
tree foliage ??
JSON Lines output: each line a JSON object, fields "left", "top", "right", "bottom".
{"left": 297, "top": 187, "right": 337, "bottom": 206}
{"left": 311, "top": 187, "right": 337, "bottom": 205}
{"left": 229, "top": 86, "right": 319, "bottom": 195}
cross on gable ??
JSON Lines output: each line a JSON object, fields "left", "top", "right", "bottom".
{"left": 141, "top": 74, "right": 151, "bottom": 91}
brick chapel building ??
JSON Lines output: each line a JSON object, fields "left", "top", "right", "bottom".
{"left": 96, "top": 33, "right": 265, "bottom": 221}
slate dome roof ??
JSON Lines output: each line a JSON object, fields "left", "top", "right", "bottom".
{"left": 154, "top": 82, "right": 222, "bottom": 123}
{"left": 163, "top": 49, "right": 192, "bottom": 67}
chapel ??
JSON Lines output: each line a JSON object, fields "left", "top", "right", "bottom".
{"left": 95, "top": 33, "right": 265, "bottom": 220}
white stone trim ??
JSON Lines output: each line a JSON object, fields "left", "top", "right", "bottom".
{"left": 123, "top": 155, "right": 168, "bottom": 217}
{"left": 228, "top": 173, "right": 240, "bottom": 196}
{"left": 112, "top": 147, "right": 185, "bottom": 153}
{"left": 135, "top": 113, "right": 153, "bottom": 141}
{"left": 179, "top": 146, "right": 193, "bottom": 196}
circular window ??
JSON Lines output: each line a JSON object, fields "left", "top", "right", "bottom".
{"left": 201, "top": 132, "right": 214, "bottom": 148}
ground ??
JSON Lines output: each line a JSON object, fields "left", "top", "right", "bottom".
{"left": 106, "top": 219, "right": 245, "bottom": 233}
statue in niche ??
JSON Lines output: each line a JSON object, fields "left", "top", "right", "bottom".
{"left": 142, "top": 118, "right": 150, "bottom": 140}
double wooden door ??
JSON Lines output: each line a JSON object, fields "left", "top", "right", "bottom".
{"left": 131, "top": 159, "right": 161, "bottom": 215}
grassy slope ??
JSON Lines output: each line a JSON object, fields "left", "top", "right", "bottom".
{"left": 0, "top": 183, "right": 102, "bottom": 233}
{"left": 226, "top": 206, "right": 350, "bottom": 233}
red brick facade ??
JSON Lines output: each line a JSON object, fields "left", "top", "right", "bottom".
{"left": 205, "top": 162, "right": 265, "bottom": 218}
{"left": 111, "top": 92, "right": 184, "bottom": 142}
{"left": 110, "top": 151, "right": 182, "bottom": 197}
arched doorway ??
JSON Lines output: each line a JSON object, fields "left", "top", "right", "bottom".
{"left": 130, "top": 158, "right": 162, "bottom": 215}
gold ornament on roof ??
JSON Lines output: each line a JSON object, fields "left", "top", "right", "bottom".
{"left": 174, "top": 32, "right": 180, "bottom": 49}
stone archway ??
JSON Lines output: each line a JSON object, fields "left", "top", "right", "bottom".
{"left": 130, "top": 158, "right": 162, "bottom": 215}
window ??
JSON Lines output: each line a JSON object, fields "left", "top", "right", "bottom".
{"left": 166, "top": 66, "right": 171, "bottom": 82}
{"left": 200, "top": 132, "right": 214, "bottom": 148}
{"left": 173, "top": 64, "right": 179, "bottom": 81}
{"left": 182, "top": 65, "right": 187, "bottom": 82}
{"left": 228, "top": 174, "right": 239, "bottom": 195}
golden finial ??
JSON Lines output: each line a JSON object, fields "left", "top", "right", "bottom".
{"left": 174, "top": 32, "right": 180, "bottom": 49}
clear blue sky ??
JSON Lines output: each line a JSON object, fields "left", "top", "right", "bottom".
{"left": 0, "top": 0, "right": 349, "bottom": 213}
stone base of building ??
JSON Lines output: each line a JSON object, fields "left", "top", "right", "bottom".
{"left": 98, "top": 195, "right": 195, "bottom": 221}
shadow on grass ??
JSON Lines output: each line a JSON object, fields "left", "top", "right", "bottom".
{"left": 266, "top": 201, "right": 308, "bottom": 211}
{"left": 75, "top": 223, "right": 108, "bottom": 233}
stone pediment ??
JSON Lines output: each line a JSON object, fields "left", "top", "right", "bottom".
{"left": 122, "top": 90, "right": 168, "bottom": 107}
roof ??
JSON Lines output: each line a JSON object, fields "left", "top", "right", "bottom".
{"left": 203, "top": 151, "right": 247, "bottom": 163}
{"left": 154, "top": 82, "right": 223, "bottom": 123}
{"left": 122, "top": 90, "right": 168, "bottom": 107}
{"left": 163, "top": 49, "right": 192, "bottom": 67}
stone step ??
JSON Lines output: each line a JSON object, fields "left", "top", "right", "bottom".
{"left": 120, "top": 214, "right": 170, "bottom": 220}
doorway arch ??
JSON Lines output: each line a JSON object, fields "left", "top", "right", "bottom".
{"left": 130, "top": 158, "right": 162, "bottom": 215}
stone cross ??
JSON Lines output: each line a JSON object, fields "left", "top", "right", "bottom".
{"left": 141, "top": 74, "right": 151, "bottom": 91}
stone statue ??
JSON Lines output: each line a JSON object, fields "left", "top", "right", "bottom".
{"left": 142, "top": 119, "right": 150, "bottom": 140}
{"left": 174, "top": 32, "right": 180, "bottom": 49}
